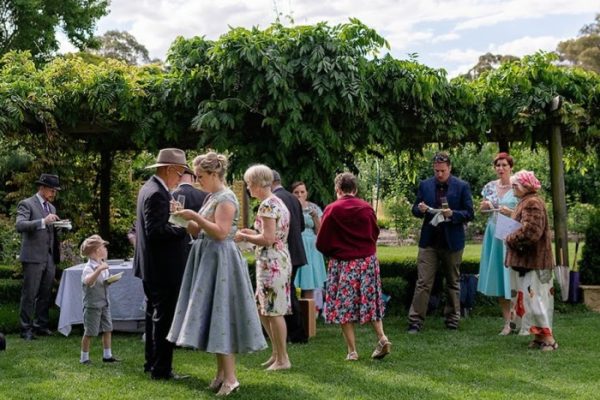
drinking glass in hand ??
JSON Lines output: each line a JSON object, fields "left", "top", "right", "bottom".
{"left": 176, "top": 195, "right": 186, "bottom": 211}
{"left": 441, "top": 196, "right": 449, "bottom": 221}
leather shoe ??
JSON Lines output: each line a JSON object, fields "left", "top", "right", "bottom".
{"left": 35, "top": 328, "right": 53, "bottom": 336}
{"left": 102, "top": 357, "right": 120, "bottom": 363}
{"left": 151, "top": 372, "right": 190, "bottom": 381}
{"left": 20, "top": 331, "right": 37, "bottom": 341}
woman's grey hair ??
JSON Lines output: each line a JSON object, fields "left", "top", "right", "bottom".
{"left": 334, "top": 172, "right": 357, "bottom": 194}
{"left": 193, "top": 151, "right": 228, "bottom": 180}
{"left": 244, "top": 164, "right": 273, "bottom": 188}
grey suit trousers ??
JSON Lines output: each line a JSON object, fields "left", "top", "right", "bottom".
{"left": 20, "top": 254, "right": 55, "bottom": 331}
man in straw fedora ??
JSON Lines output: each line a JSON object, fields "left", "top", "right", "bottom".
{"left": 133, "top": 148, "right": 191, "bottom": 380}
{"left": 15, "top": 173, "right": 62, "bottom": 340}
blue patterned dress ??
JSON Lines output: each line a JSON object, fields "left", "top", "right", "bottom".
{"left": 167, "top": 188, "right": 266, "bottom": 354}
{"left": 294, "top": 203, "right": 327, "bottom": 290}
{"left": 477, "top": 181, "right": 519, "bottom": 299}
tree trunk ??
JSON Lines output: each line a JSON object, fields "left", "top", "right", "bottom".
{"left": 99, "top": 149, "right": 113, "bottom": 239}
{"left": 549, "top": 125, "right": 569, "bottom": 268}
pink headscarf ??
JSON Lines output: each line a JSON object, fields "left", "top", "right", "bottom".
{"left": 511, "top": 170, "right": 541, "bottom": 192}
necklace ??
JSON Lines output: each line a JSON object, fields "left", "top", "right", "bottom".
{"left": 497, "top": 181, "right": 511, "bottom": 189}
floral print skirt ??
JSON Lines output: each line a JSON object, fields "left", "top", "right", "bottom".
{"left": 324, "top": 255, "right": 385, "bottom": 325}
{"left": 511, "top": 268, "right": 554, "bottom": 336}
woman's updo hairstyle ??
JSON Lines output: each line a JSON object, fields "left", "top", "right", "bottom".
{"left": 193, "top": 151, "right": 228, "bottom": 180}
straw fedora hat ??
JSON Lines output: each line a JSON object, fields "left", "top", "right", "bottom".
{"left": 145, "top": 148, "right": 192, "bottom": 173}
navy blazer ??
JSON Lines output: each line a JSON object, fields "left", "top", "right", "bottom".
{"left": 133, "top": 176, "right": 188, "bottom": 290}
{"left": 273, "top": 186, "right": 307, "bottom": 268}
{"left": 412, "top": 175, "right": 474, "bottom": 252}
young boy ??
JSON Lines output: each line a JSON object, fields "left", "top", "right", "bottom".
{"left": 79, "top": 234, "right": 119, "bottom": 364}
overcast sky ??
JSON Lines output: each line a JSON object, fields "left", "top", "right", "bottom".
{"left": 60, "top": 0, "right": 598, "bottom": 77}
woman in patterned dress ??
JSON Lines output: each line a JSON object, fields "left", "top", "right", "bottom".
{"left": 505, "top": 170, "right": 557, "bottom": 351}
{"left": 477, "top": 152, "right": 519, "bottom": 335}
{"left": 167, "top": 152, "right": 266, "bottom": 396}
{"left": 235, "top": 164, "right": 292, "bottom": 371}
{"left": 291, "top": 181, "right": 327, "bottom": 304}
{"left": 316, "top": 172, "right": 391, "bottom": 361}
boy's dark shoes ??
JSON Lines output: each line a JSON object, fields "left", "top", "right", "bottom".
{"left": 102, "top": 357, "right": 120, "bottom": 363}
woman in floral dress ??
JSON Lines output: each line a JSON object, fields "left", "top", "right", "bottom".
{"left": 316, "top": 172, "right": 391, "bottom": 361}
{"left": 235, "top": 164, "right": 292, "bottom": 371}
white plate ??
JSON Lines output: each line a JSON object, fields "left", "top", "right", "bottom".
{"left": 106, "top": 272, "right": 124, "bottom": 284}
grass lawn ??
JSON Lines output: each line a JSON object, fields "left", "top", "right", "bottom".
{"left": 2, "top": 311, "right": 600, "bottom": 400}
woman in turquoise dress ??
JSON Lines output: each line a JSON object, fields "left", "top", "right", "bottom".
{"left": 235, "top": 164, "right": 292, "bottom": 371}
{"left": 167, "top": 152, "right": 266, "bottom": 397}
{"left": 477, "top": 152, "right": 519, "bottom": 335}
{"left": 291, "top": 181, "right": 327, "bottom": 304}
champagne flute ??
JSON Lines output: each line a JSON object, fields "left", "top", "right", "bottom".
{"left": 176, "top": 195, "right": 186, "bottom": 211}
{"left": 441, "top": 196, "right": 449, "bottom": 221}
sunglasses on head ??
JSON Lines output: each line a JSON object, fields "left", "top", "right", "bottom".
{"left": 432, "top": 154, "right": 450, "bottom": 163}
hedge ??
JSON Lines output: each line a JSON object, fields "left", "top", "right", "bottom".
{"left": 0, "top": 264, "right": 18, "bottom": 279}
{"left": 0, "top": 279, "right": 21, "bottom": 304}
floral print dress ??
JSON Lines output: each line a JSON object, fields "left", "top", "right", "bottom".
{"left": 254, "top": 195, "right": 292, "bottom": 316}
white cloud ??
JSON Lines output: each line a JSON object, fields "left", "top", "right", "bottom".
{"left": 488, "top": 35, "right": 561, "bottom": 56}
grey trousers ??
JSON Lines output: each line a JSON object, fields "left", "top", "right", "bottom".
{"left": 408, "top": 246, "right": 463, "bottom": 327}
{"left": 20, "top": 258, "right": 55, "bottom": 331}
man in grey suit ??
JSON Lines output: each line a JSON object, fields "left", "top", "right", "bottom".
{"left": 134, "top": 148, "right": 190, "bottom": 380}
{"left": 16, "top": 174, "right": 62, "bottom": 340}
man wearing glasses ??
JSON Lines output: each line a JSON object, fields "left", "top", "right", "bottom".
{"left": 16, "top": 174, "right": 62, "bottom": 340}
{"left": 133, "top": 148, "right": 191, "bottom": 380}
{"left": 407, "top": 152, "right": 474, "bottom": 334}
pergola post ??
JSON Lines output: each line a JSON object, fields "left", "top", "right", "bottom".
{"left": 548, "top": 124, "right": 569, "bottom": 268}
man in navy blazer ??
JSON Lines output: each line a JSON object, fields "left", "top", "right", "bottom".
{"left": 134, "top": 148, "right": 190, "bottom": 380}
{"left": 407, "top": 152, "right": 473, "bottom": 333}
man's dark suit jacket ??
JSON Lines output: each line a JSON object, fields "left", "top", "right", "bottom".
{"left": 411, "top": 175, "right": 474, "bottom": 252}
{"left": 173, "top": 183, "right": 208, "bottom": 213}
{"left": 273, "top": 186, "right": 307, "bottom": 267}
{"left": 133, "top": 176, "right": 188, "bottom": 289}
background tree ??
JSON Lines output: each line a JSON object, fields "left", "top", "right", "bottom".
{"left": 557, "top": 14, "right": 600, "bottom": 73}
{"left": 0, "top": 0, "right": 109, "bottom": 62}
{"left": 91, "top": 30, "right": 152, "bottom": 65}
{"left": 462, "top": 52, "right": 519, "bottom": 80}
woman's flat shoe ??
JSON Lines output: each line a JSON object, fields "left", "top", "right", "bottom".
{"left": 499, "top": 324, "right": 512, "bottom": 336}
{"left": 207, "top": 377, "right": 223, "bottom": 392}
{"left": 216, "top": 381, "right": 240, "bottom": 396}
{"left": 260, "top": 357, "right": 276, "bottom": 367}
{"left": 345, "top": 351, "right": 359, "bottom": 361}
{"left": 266, "top": 361, "right": 291, "bottom": 371}
{"left": 371, "top": 339, "right": 392, "bottom": 359}
{"left": 540, "top": 341, "right": 559, "bottom": 352}
{"left": 527, "top": 339, "right": 543, "bottom": 349}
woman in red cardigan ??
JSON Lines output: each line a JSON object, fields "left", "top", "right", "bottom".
{"left": 505, "top": 170, "right": 557, "bottom": 351}
{"left": 316, "top": 172, "right": 391, "bottom": 361}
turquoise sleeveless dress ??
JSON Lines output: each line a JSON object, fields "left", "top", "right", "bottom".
{"left": 477, "top": 181, "right": 519, "bottom": 299}
{"left": 294, "top": 203, "right": 327, "bottom": 290}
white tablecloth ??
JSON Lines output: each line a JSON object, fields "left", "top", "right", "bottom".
{"left": 55, "top": 260, "right": 145, "bottom": 336}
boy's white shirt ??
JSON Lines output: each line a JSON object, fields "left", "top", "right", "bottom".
{"left": 81, "top": 259, "right": 109, "bottom": 287}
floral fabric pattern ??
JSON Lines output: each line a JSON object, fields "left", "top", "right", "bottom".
{"left": 324, "top": 255, "right": 385, "bottom": 324}
{"left": 512, "top": 269, "right": 554, "bottom": 336}
{"left": 254, "top": 196, "right": 292, "bottom": 316}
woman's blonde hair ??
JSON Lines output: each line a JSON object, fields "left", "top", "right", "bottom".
{"left": 193, "top": 151, "right": 228, "bottom": 180}
{"left": 244, "top": 164, "right": 273, "bottom": 188}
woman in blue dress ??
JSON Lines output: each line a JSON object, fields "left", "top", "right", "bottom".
{"left": 167, "top": 152, "right": 266, "bottom": 396}
{"left": 291, "top": 181, "right": 327, "bottom": 305}
{"left": 478, "top": 152, "right": 519, "bottom": 335}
